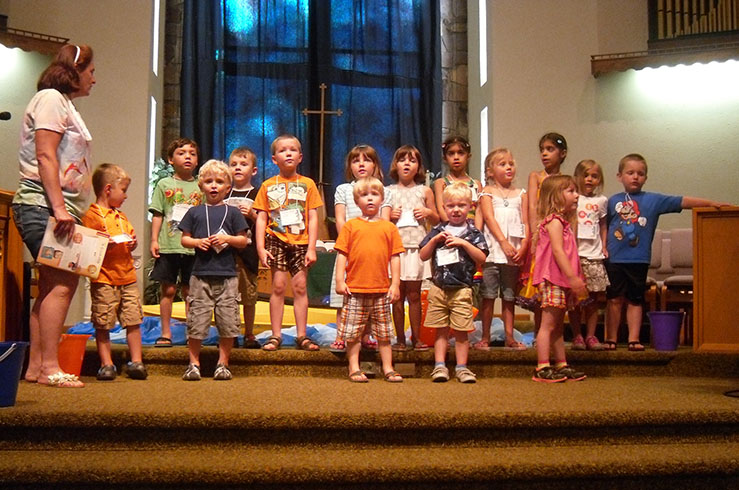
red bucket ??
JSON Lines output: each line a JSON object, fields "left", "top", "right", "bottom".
{"left": 58, "top": 334, "right": 91, "bottom": 376}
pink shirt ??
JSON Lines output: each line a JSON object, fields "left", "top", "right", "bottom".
{"left": 533, "top": 214, "right": 582, "bottom": 289}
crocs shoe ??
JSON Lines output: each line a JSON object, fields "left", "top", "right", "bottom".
{"left": 96, "top": 364, "right": 117, "bottom": 381}
{"left": 531, "top": 366, "right": 567, "bottom": 383}
{"left": 556, "top": 364, "right": 587, "bottom": 381}
{"left": 571, "top": 335, "right": 586, "bottom": 350}
{"left": 213, "top": 363, "right": 233, "bottom": 381}
{"left": 182, "top": 363, "right": 201, "bottom": 381}
{"left": 431, "top": 365, "right": 449, "bottom": 382}
{"left": 455, "top": 367, "right": 477, "bottom": 383}
{"left": 126, "top": 361, "right": 148, "bottom": 380}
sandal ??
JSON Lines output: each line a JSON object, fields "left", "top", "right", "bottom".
{"left": 261, "top": 335, "right": 282, "bottom": 351}
{"left": 349, "top": 370, "right": 368, "bottom": 383}
{"left": 329, "top": 340, "right": 346, "bottom": 352}
{"left": 628, "top": 341, "right": 646, "bottom": 352}
{"left": 602, "top": 340, "right": 617, "bottom": 351}
{"left": 154, "top": 336, "right": 172, "bottom": 348}
{"left": 383, "top": 370, "right": 403, "bottom": 383}
{"left": 413, "top": 342, "right": 431, "bottom": 351}
{"left": 392, "top": 343, "right": 407, "bottom": 352}
{"left": 504, "top": 340, "right": 527, "bottom": 351}
{"left": 361, "top": 338, "right": 378, "bottom": 351}
{"left": 40, "top": 372, "right": 84, "bottom": 388}
{"left": 296, "top": 336, "right": 320, "bottom": 351}
{"left": 242, "top": 335, "right": 260, "bottom": 349}
{"left": 472, "top": 340, "right": 490, "bottom": 351}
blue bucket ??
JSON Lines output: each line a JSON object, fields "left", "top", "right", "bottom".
{"left": 0, "top": 341, "right": 29, "bottom": 407}
{"left": 648, "top": 311, "right": 684, "bottom": 351}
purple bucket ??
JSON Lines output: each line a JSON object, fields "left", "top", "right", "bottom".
{"left": 648, "top": 311, "right": 684, "bottom": 351}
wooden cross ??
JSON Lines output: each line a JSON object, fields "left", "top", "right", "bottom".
{"left": 302, "top": 83, "right": 342, "bottom": 188}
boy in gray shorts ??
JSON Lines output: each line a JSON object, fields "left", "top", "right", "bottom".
{"left": 178, "top": 160, "right": 248, "bottom": 380}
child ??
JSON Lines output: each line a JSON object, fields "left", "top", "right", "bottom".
{"left": 387, "top": 145, "right": 439, "bottom": 351}
{"left": 226, "top": 147, "right": 260, "bottom": 349}
{"left": 419, "top": 183, "right": 488, "bottom": 383}
{"left": 531, "top": 175, "right": 588, "bottom": 383}
{"left": 474, "top": 148, "right": 529, "bottom": 351}
{"left": 604, "top": 153, "right": 728, "bottom": 351}
{"left": 148, "top": 138, "right": 203, "bottom": 347}
{"left": 329, "top": 144, "right": 386, "bottom": 352}
{"left": 82, "top": 164, "right": 147, "bottom": 381}
{"left": 433, "top": 136, "right": 481, "bottom": 222}
{"left": 179, "top": 160, "right": 248, "bottom": 380}
{"left": 254, "top": 134, "right": 323, "bottom": 351}
{"left": 568, "top": 160, "right": 608, "bottom": 351}
{"left": 335, "top": 177, "right": 405, "bottom": 382}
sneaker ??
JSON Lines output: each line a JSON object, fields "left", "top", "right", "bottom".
{"left": 556, "top": 364, "right": 587, "bottom": 381}
{"left": 96, "top": 364, "right": 117, "bottom": 381}
{"left": 455, "top": 367, "right": 477, "bottom": 383}
{"left": 126, "top": 361, "right": 148, "bottom": 380}
{"left": 531, "top": 366, "right": 567, "bottom": 383}
{"left": 431, "top": 365, "right": 449, "bottom": 382}
{"left": 585, "top": 336, "right": 604, "bottom": 351}
{"left": 182, "top": 363, "right": 201, "bottom": 381}
{"left": 571, "top": 335, "right": 586, "bottom": 350}
{"left": 213, "top": 363, "right": 233, "bottom": 381}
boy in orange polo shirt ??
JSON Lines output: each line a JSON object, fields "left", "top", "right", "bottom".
{"left": 82, "top": 164, "right": 146, "bottom": 381}
{"left": 334, "top": 177, "right": 405, "bottom": 382}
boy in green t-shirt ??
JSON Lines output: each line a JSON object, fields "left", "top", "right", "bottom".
{"left": 148, "top": 138, "right": 203, "bottom": 346}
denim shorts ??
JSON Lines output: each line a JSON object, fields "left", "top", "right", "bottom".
{"left": 12, "top": 204, "right": 52, "bottom": 260}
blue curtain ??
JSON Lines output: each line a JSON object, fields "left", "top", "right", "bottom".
{"left": 181, "top": 0, "right": 441, "bottom": 212}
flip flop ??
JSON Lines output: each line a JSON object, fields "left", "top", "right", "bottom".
{"left": 628, "top": 341, "right": 645, "bottom": 352}
{"left": 504, "top": 340, "right": 527, "bottom": 351}
{"left": 154, "top": 336, "right": 172, "bottom": 348}
{"left": 383, "top": 370, "right": 403, "bottom": 383}
{"left": 472, "top": 340, "right": 490, "bottom": 351}
{"left": 348, "top": 370, "right": 368, "bottom": 383}
{"left": 391, "top": 343, "right": 407, "bottom": 352}
{"left": 39, "top": 372, "right": 84, "bottom": 388}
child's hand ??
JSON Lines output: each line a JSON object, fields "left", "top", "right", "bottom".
{"left": 209, "top": 234, "right": 229, "bottom": 248}
{"left": 239, "top": 202, "right": 253, "bottom": 218}
{"left": 435, "top": 231, "right": 450, "bottom": 245}
{"left": 512, "top": 246, "right": 526, "bottom": 265}
{"left": 305, "top": 248, "right": 317, "bottom": 267}
{"left": 570, "top": 276, "right": 588, "bottom": 299}
{"left": 336, "top": 280, "right": 351, "bottom": 297}
{"left": 390, "top": 207, "right": 402, "bottom": 222}
{"left": 444, "top": 234, "right": 465, "bottom": 248}
{"left": 500, "top": 240, "right": 516, "bottom": 259}
{"left": 258, "top": 248, "right": 273, "bottom": 268}
{"left": 150, "top": 240, "right": 160, "bottom": 258}
{"left": 387, "top": 284, "right": 400, "bottom": 303}
{"left": 413, "top": 207, "right": 429, "bottom": 220}
{"left": 127, "top": 232, "right": 138, "bottom": 252}
{"left": 197, "top": 237, "right": 211, "bottom": 251}
{"left": 603, "top": 249, "right": 609, "bottom": 259}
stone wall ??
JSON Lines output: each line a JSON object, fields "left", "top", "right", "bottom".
{"left": 161, "top": 0, "right": 468, "bottom": 150}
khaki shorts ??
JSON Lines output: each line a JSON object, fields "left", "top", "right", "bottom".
{"left": 424, "top": 284, "right": 475, "bottom": 332}
{"left": 236, "top": 256, "right": 258, "bottom": 306}
{"left": 90, "top": 282, "right": 143, "bottom": 330}
{"left": 187, "top": 275, "right": 241, "bottom": 340}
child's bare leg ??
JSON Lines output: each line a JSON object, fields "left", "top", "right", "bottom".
{"left": 502, "top": 299, "right": 516, "bottom": 345}
{"left": 126, "top": 325, "right": 143, "bottom": 363}
{"left": 346, "top": 339, "right": 362, "bottom": 374}
{"left": 480, "top": 298, "right": 493, "bottom": 344}
{"left": 392, "top": 281, "right": 407, "bottom": 345}
{"left": 434, "top": 327, "right": 449, "bottom": 364}
{"left": 537, "top": 307, "right": 564, "bottom": 365}
{"left": 533, "top": 306, "right": 542, "bottom": 337}
{"left": 243, "top": 304, "right": 256, "bottom": 339}
{"left": 159, "top": 282, "right": 177, "bottom": 340}
{"left": 269, "top": 269, "right": 289, "bottom": 337}
{"left": 378, "top": 339, "right": 394, "bottom": 374}
{"left": 453, "top": 330, "right": 470, "bottom": 366}
{"left": 569, "top": 306, "right": 583, "bottom": 339}
{"left": 218, "top": 336, "right": 233, "bottom": 365}
{"left": 550, "top": 310, "right": 567, "bottom": 363}
{"left": 96, "top": 329, "right": 113, "bottom": 366}
{"left": 188, "top": 338, "right": 202, "bottom": 366}
{"left": 585, "top": 298, "right": 599, "bottom": 339}
{"left": 291, "top": 269, "right": 309, "bottom": 338}
{"left": 181, "top": 284, "right": 190, "bottom": 317}
{"left": 626, "top": 302, "right": 643, "bottom": 344}
{"left": 605, "top": 297, "right": 623, "bottom": 342}
{"left": 405, "top": 281, "right": 422, "bottom": 345}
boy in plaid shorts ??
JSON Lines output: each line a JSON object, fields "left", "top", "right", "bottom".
{"left": 335, "top": 177, "right": 405, "bottom": 382}
{"left": 254, "top": 134, "right": 324, "bottom": 351}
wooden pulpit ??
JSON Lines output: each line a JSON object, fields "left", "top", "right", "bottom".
{"left": 0, "top": 190, "right": 25, "bottom": 341}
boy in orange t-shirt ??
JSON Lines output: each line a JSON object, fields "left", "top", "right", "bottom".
{"left": 334, "top": 177, "right": 405, "bottom": 383}
{"left": 254, "top": 134, "right": 324, "bottom": 351}
{"left": 81, "top": 164, "right": 146, "bottom": 381}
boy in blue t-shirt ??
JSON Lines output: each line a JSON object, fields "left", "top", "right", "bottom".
{"left": 604, "top": 153, "right": 728, "bottom": 351}
{"left": 179, "top": 160, "right": 248, "bottom": 381}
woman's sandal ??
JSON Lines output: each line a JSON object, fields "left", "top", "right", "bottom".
{"left": 39, "top": 372, "right": 84, "bottom": 388}
{"left": 296, "top": 336, "right": 320, "bottom": 351}
{"left": 602, "top": 340, "right": 617, "bottom": 351}
{"left": 348, "top": 370, "right": 368, "bottom": 383}
{"left": 504, "top": 340, "right": 527, "bottom": 351}
{"left": 261, "top": 335, "right": 282, "bottom": 351}
{"left": 628, "top": 341, "right": 646, "bottom": 352}
{"left": 383, "top": 370, "right": 403, "bottom": 383}
{"left": 472, "top": 340, "right": 490, "bottom": 351}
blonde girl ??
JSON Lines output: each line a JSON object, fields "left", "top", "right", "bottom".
{"left": 474, "top": 148, "right": 529, "bottom": 351}
{"left": 386, "top": 145, "right": 439, "bottom": 351}
{"left": 531, "top": 175, "right": 588, "bottom": 382}
{"left": 433, "top": 136, "right": 481, "bottom": 222}
{"left": 568, "top": 160, "right": 609, "bottom": 351}
{"left": 329, "top": 145, "right": 386, "bottom": 351}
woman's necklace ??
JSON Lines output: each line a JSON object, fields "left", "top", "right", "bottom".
{"left": 495, "top": 184, "right": 513, "bottom": 207}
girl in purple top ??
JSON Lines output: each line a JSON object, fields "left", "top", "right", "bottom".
{"left": 531, "top": 175, "right": 588, "bottom": 383}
